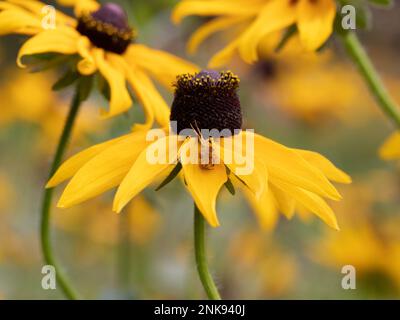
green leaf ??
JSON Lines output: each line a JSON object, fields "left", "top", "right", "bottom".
{"left": 26, "top": 53, "right": 59, "bottom": 61}
{"left": 28, "top": 55, "right": 73, "bottom": 73}
{"left": 77, "top": 75, "right": 93, "bottom": 102}
{"left": 224, "top": 178, "right": 236, "bottom": 195}
{"left": 274, "top": 24, "right": 297, "bottom": 53}
{"left": 155, "top": 162, "right": 182, "bottom": 191}
{"left": 52, "top": 70, "right": 80, "bottom": 91}
{"left": 97, "top": 74, "right": 111, "bottom": 101}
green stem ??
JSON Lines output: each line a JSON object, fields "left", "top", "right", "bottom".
{"left": 40, "top": 89, "right": 82, "bottom": 300}
{"left": 340, "top": 31, "right": 400, "bottom": 129}
{"left": 194, "top": 204, "right": 221, "bottom": 300}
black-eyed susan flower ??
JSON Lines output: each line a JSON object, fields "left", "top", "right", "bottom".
{"left": 0, "top": 0, "right": 198, "bottom": 123}
{"left": 172, "top": 0, "right": 336, "bottom": 67}
{"left": 48, "top": 69, "right": 350, "bottom": 230}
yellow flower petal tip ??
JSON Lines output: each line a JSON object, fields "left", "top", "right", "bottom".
{"left": 332, "top": 193, "right": 342, "bottom": 201}
{"left": 321, "top": 216, "right": 340, "bottom": 231}
{"left": 56, "top": 194, "right": 77, "bottom": 209}
{"left": 112, "top": 202, "right": 124, "bottom": 214}
{"left": 170, "top": 8, "right": 183, "bottom": 25}
{"left": 203, "top": 213, "right": 220, "bottom": 228}
{"left": 209, "top": 221, "right": 220, "bottom": 228}
{"left": 112, "top": 205, "right": 123, "bottom": 214}
{"left": 329, "top": 219, "right": 340, "bottom": 231}
{"left": 284, "top": 211, "right": 295, "bottom": 221}
{"left": 45, "top": 179, "right": 57, "bottom": 189}
{"left": 327, "top": 216, "right": 340, "bottom": 231}
{"left": 56, "top": 202, "right": 66, "bottom": 209}
{"left": 341, "top": 174, "right": 352, "bottom": 184}
{"left": 332, "top": 168, "right": 352, "bottom": 184}
{"left": 16, "top": 57, "right": 27, "bottom": 68}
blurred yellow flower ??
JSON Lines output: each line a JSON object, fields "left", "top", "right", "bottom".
{"left": 0, "top": 0, "right": 197, "bottom": 124}
{"left": 47, "top": 70, "right": 350, "bottom": 230}
{"left": 0, "top": 174, "right": 36, "bottom": 267}
{"left": 310, "top": 178, "right": 400, "bottom": 291}
{"left": 54, "top": 195, "right": 161, "bottom": 245}
{"left": 379, "top": 74, "right": 400, "bottom": 160}
{"left": 258, "top": 51, "right": 371, "bottom": 123}
{"left": 0, "top": 69, "right": 101, "bottom": 154}
{"left": 379, "top": 132, "right": 400, "bottom": 161}
{"left": 0, "top": 228, "right": 39, "bottom": 266}
{"left": 0, "top": 173, "right": 14, "bottom": 214}
{"left": 172, "top": 0, "right": 336, "bottom": 67}
{"left": 229, "top": 230, "right": 297, "bottom": 297}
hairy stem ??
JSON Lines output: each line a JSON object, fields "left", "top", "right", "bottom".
{"left": 40, "top": 90, "right": 82, "bottom": 299}
{"left": 340, "top": 31, "right": 400, "bottom": 128}
{"left": 194, "top": 204, "right": 221, "bottom": 300}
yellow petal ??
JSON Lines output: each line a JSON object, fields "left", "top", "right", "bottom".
{"left": 272, "top": 177, "right": 339, "bottom": 230}
{"left": 270, "top": 184, "right": 295, "bottom": 219}
{"left": 0, "top": 8, "right": 41, "bottom": 35}
{"left": 208, "top": 37, "right": 240, "bottom": 68}
{"left": 57, "top": 0, "right": 100, "bottom": 16}
{"left": 243, "top": 187, "right": 279, "bottom": 231}
{"left": 187, "top": 16, "right": 248, "bottom": 54}
{"left": 93, "top": 49, "right": 132, "bottom": 117}
{"left": 113, "top": 135, "right": 181, "bottom": 213}
{"left": 249, "top": 132, "right": 341, "bottom": 200}
{"left": 46, "top": 134, "right": 129, "bottom": 188}
{"left": 172, "top": 0, "right": 262, "bottom": 24}
{"left": 296, "top": 203, "right": 313, "bottom": 223}
{"left": 57, "top": 132, "right": 148, "bottom": 208}
{"left": 238, "top": 0, "right": 296, "bottom": 63}
{"left": 17, "top": 26, "right": 80, "bottom": 67}
{"left": 7, "top": 0, "right": 75, "bottom": 25}
{"left": 379, "top": 132, "right": 400, "bottom": 160}
{"left": 218, "top": 135, "right": 267, "bottom": 198}
{"left": 297, "top": 0, "right": 336, "bottom": 51}
{"left": 76, "top": 36, "right": 97, "bottom": 75}
{"left": 126, "top": 44, "right": 199, "bottom": 90}
{"left": 134, "top": 70, "right": 171, "bottom": 128}
{"left": 119, "top": 56, "right": 171, "bottom": 128}
{"left": 294, "top": 149, "right": 351, "bottom": 184}
{"left": 182, "top": 160, "right": 227, "bottom": 228}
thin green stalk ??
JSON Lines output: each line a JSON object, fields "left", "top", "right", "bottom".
{"left": 40, "top": 89, "right": 82, "bottom": 300}
{"left": 340, "top": 31, "right": 400, "bottom": 129}
{"left": 194, "top": 204, "right": 221, "bottom": 300}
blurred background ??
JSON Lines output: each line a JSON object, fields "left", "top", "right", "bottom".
{"left": 1, "top": 0, "right": 400, "bottom": 299}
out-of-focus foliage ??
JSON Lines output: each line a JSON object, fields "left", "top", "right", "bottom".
{"left": 1, "top": 0, "right": 400, "bottom": 299}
